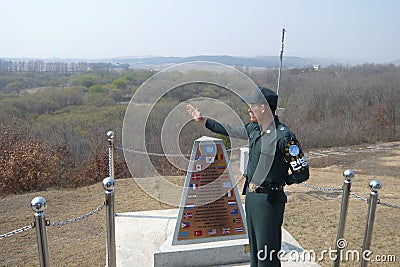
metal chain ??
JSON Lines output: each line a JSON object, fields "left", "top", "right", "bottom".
{"left": 378, "top": 200, "right": 400, "bottom": 209}
{"left": 117, "top": 145, "right": 400, "bottom": 209}
{"left": 50, "top": 204, "right": 105, "bottom": 227}
{"left": 350, "top": 192, "right": 400, "bottom": 209}
{"left": 300, "top": 183, "right": 399, "bottom": 209}
{"left": 1, "top": 204, "right": 106, "bottom": 239}
{"left": 0, "top": 224, "right": 33, "bottom": 240}
{"left": 108, "top": 146, "right": 113, "bottom": 177}
{"left": 301, "top": 182, "right": 343, "bottom": 192}
{"left": 115, "top": 146, "right": 241, "bottom": 157}
{"left": 350, "top": 192, "right": 369, "bottom": 203}
{"left": 115, "top": 146, "right": 190, "bottom": 157}
{"left": 227, "top": 147, "right": 241, "bottom": 152}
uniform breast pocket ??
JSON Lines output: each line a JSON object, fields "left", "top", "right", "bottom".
{"left": 260, "top": 142, "right": 276, "bottom": 166}
{"left": 254, "top": 149, "right": 275, "bottom": 179}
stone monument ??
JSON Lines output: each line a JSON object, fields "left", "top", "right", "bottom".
{"left": 172, "top": 136, "right": 247, "bottom": 245}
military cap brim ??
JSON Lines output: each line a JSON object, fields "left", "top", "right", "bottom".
{"left": 243, "top": 86, "right": 278, "bottom": 112}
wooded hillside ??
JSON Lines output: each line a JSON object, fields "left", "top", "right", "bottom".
{"left": 0, "top": 62, "right": 398, "bottom": 194}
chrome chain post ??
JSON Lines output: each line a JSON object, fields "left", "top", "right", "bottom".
{"left": 333, "top": 169, "right": 354, "bottom": 267}
{"left": 360, "top": 180, "right": 382, "bottom": 267}
{"left": 31, "top": 196, "right": 50, "bottom": 267}
{"left": 103, "top": 176, "right": 116, "bottom": 267}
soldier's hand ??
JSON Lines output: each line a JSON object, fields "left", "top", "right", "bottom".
{"left": 186, "top": 104, "right": 206, "bottom": 124}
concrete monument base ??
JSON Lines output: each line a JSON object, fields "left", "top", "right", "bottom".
{"left": 115, "top": 208, "right": 320, "bottom": 266}
{"left": 155, "top": 235, "right": 249, "bottom": 266}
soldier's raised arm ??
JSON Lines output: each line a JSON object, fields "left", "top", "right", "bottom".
{"left": 186, "top": 103, "right": 247, "bottom": 139}
{"left": 186, "top": 104, "right": 206, "bottom": 124}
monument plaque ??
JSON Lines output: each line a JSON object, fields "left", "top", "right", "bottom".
{"left": 172, "top": 136, "right": 247, "bottom": 245}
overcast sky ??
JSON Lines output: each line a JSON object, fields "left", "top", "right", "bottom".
{"left": 1, "top": 0, "right": 399, "bottom": 62}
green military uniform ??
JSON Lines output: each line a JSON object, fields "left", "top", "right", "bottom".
{"left": 204, "top": 87, "right": 309, "bottom": 266}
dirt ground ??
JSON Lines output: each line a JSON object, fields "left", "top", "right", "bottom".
{"left": 1, "top": 142, "right": 399, "bottom": 267}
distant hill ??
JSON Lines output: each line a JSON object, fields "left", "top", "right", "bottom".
{"left": 2, "top": 55, "right": 398, "bottom": 70}
{"left": 110, "top": 55, "right": 316, "bottom": 69}
{"left": 389, "top": 59, "right": 400, "bottom": 66}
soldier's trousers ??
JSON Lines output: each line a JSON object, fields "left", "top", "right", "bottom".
{"left": 245, "top": 189, "right": 286, "bottom": 267}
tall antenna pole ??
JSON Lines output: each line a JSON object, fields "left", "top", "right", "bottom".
{"left": 276, "top": 28, "right": 286, "bottom": 97}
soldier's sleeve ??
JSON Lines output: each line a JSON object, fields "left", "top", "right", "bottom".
{"left": 279, "top": 134, "right": 309, "bottom": 185}
{"left": 205, "top": 118, "right": 248, "bottom": 140}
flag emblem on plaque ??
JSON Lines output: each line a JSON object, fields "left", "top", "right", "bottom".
{"left": 203, "top": 145, "right": 216, "bottom": 154}
{"left": 189, "top": 184, "right": 198, "bottom": 190}
{"left": 228, "top": 200, "right": 237, "bottom": 206}
{"left": 215, "top": 154, "right": 224, "bottom": 160}
{"left": 218, "top": 163, "right": 226, "bottom": 169}
{"left": 181, "top": 222, "right": 190, "bottom": 228}
{"left": 208, "top": 229, "right": 217, "bottom": 235}
{"left": 231, "top": 209, "right": 238, "bottom": 215}
{"left": 194, "top": 230, "right": 203, "bottom": 236}
{"left": 185, "top": 203, "right": 194, "bottom": 209}
{"left": 222, "top": 227, "right": 230, "bottom": 234}
{"left": 195, "top": 155, "right": 205, "bottom": 161}
{"left": 233, "top": 218, "right": 241, "bottom": 224}
{"left": 227, "top": 189, "right": 234, "bottom": 197}
{"left": 192, "top": 173, "right": 201, "bottom": 180}
{"left": 206, "top": 157, "right": 215, "bottom": 163}
{"left": 223, "top": 182, "right": 231, "bottom": 188}
{"left": 179, "top": 231, "right": 188, "bottom": 238}
{"left": 183, "top": 212, "right": 192, "bottom": 219}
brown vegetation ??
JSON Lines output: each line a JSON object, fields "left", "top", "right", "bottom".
{"left": 0, "top": 63, "right": 399, "bottom": 196}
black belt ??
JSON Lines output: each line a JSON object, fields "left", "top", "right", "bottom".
{"left": 254, "top": 184, "right": 284, "bottom": 194}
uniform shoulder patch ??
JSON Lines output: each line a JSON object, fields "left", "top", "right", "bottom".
{"left": 288, "top": 145, "right": 300, "bottom": 156}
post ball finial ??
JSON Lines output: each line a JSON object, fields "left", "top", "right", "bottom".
{"left": 31, "top": 196, "right": 47, "bottom": 212}
{"left": 103, "top": 177, "right": 115, "bottom": 191}
{"left": 369, "top": 180, "right": 382, "bottom": 191}
{"left": 107, "top": 131, "right": 115, "bottom": 139}
{"left": 343, "top": 169, "right": 355, "bottom": 180}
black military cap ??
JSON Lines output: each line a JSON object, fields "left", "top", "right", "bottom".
{"left": 243, "top": 86, "right": 278, "bottom": 113}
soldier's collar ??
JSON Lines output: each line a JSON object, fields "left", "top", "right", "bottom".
{"left": 260, "top": 121, "right": 275, "bottom": 136}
